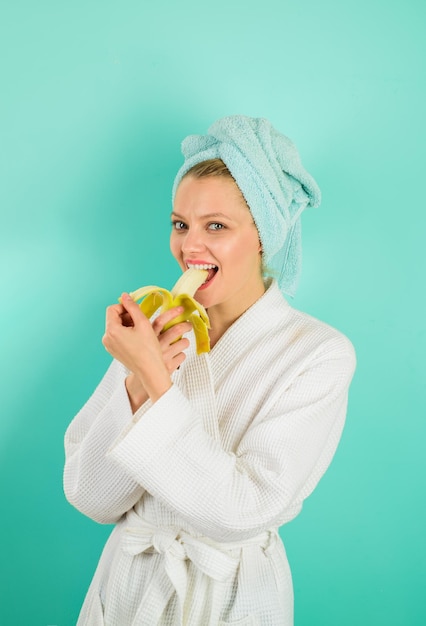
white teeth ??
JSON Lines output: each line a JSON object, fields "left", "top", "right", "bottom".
{"left": 187, "top": 263, "right": 217, "bottom": 270}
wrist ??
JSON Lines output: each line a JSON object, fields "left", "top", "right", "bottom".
{"left": 125, "top": 373, "right": 149, "bottom": 413}
{"left": 133, "top": 359, "right": 172, "bottom": 404}
{"left": 138, "top": 368, "right": 172, "bottom": 403}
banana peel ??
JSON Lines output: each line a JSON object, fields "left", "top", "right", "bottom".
{"left": 121, "top": 268, "right": 211, "bottom": 354}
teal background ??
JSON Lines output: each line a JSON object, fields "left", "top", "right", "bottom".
{"left": 1, "top": 1, "right": 425, "bottom": 624}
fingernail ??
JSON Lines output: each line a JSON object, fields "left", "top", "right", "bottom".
{"left": 122, "top": 292, "right": 132, "bottom": 301}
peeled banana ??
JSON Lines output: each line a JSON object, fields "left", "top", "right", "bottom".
{"left": 123, "top": 268, "right": 211, "bottom": 354}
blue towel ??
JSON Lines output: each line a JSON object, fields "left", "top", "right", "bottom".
{"left": 172, "top": 115, "right": 321, "bottom": 296}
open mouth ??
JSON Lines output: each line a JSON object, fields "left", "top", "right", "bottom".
{"left": 186, "top": 263, "right": 218, "bottom": 289}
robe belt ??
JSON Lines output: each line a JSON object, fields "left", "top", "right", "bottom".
{"left": 121, "top": 509, "right": 277, "bottom": 624}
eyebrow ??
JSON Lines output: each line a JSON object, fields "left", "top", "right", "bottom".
{"left": 171, "top": 211, "right": 234, "bottom": 221}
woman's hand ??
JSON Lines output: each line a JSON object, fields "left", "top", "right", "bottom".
{"left": 102, "top": 293, "right": 192, "bottom": 405}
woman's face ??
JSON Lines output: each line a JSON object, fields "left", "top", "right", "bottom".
{"left": 170, "top": 175, "right": 265, "bottom": 319}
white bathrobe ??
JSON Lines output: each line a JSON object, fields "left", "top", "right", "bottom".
{"left": 64, "top": 280, "right": 356, "bottom": 626}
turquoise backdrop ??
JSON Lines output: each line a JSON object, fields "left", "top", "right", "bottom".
{"left": 1, "top": 1, "right": 425, "bottom": 625}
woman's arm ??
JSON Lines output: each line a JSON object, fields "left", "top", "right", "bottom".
{"left": 63, "top": 359, "right": 147, "bottom": 524}
{"left": 64, "top": 300, "right": 193, "bottom": 524}
{"left": 107, "top": 336, "right": 356, "bottom": 541}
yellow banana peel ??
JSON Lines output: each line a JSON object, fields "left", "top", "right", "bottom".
{"left": 122, "top": 268, "right": 211, "bottom": 354}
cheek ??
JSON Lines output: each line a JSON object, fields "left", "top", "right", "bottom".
{"left": 169, "top": 233, "right": 180, "bottom": 259}
{"left": 232, "top": 233, "right": 261, "bottom": 266}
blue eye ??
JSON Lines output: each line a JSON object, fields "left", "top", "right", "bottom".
{"left": 171, "top": 220, "right": 186, "bottom": 230}
{"left": 208, "top": 223, "right": 224, "bottom": 231}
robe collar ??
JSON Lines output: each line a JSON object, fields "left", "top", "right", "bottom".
{"left": 177, "top": 280, "right": 291, "bottom": 440}
{"left": 206, "top": 279, "right": 291, "bottom": 381}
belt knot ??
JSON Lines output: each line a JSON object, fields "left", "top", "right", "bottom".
{"left": 119, "top": 510, "right": 277, "bottom": 624}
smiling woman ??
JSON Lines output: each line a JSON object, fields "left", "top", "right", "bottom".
{"left": 63, "top": 115, "right": 356, "bottom": 625}
{"left": 171, "top": 172, "right": 264, "bottom": 345}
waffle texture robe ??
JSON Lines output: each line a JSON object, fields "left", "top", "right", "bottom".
{"left": 64, "top": 280, "right": 356, "bottom": 626}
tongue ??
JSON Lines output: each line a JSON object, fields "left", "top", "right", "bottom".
{"left": 205, "top": 268, "right": 217, "bottom": 283}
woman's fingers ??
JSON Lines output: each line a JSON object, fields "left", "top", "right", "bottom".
{"left": 119, "top": 293, "right": 148, "bottom": 327}
{"left": 105, "top": 299, "right": 192, "bottom": 345}
{"left": 169, "top": 349, "right": 187, "bottom": 372}
{"left": 152, "top": 306, "right": 185, "bottom": 336}
{"left": 161, "top": 336, "right": 190, "bottom": 373}
{"left": 103, "top": 304, "right": 134, "bottom": 330}
{"left": 120, "top": 311, "right": 134, "bottom": 327}
{"left": 102, "top": 295, "right": 182, "bottom": 402}
{"left": 157, "top": 320, "right": 192, "bottom": 373}
{"left": 158, "top": 320, "right": 193, "bottom": 343}
{"left": 103, "top": 297, "right": 193, "bottom": 377}
{"left": 105, "top": 303, "right": 125, "bottom": 326}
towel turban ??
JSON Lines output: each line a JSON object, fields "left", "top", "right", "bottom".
{"left": 172, "top": 115, "right": 321, "bottom": 296}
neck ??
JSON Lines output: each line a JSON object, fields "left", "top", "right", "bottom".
{"left": 207, "top": 280, "right": 266, "bottom": 348}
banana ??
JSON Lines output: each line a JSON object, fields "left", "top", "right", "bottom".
{"left": 122, "top": 268, "right": 211, "bottom": 354}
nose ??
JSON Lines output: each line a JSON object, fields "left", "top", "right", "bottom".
{"left": 181, "top": 227, "right": 206, "bottom": 255}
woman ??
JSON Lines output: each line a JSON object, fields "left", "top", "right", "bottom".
{"left": 64, "top": 115, "right": 356, "bottom": 625}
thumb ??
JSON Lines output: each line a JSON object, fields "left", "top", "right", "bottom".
{"left": 120, "top": 293, "right": 145, "bottom": 325}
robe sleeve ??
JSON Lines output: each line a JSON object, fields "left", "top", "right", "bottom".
{"left": 63, "top": 359, "right": 148, "bottom": 524}
{"left": 107, "top": 336, "right": 356, "bottom": 541}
